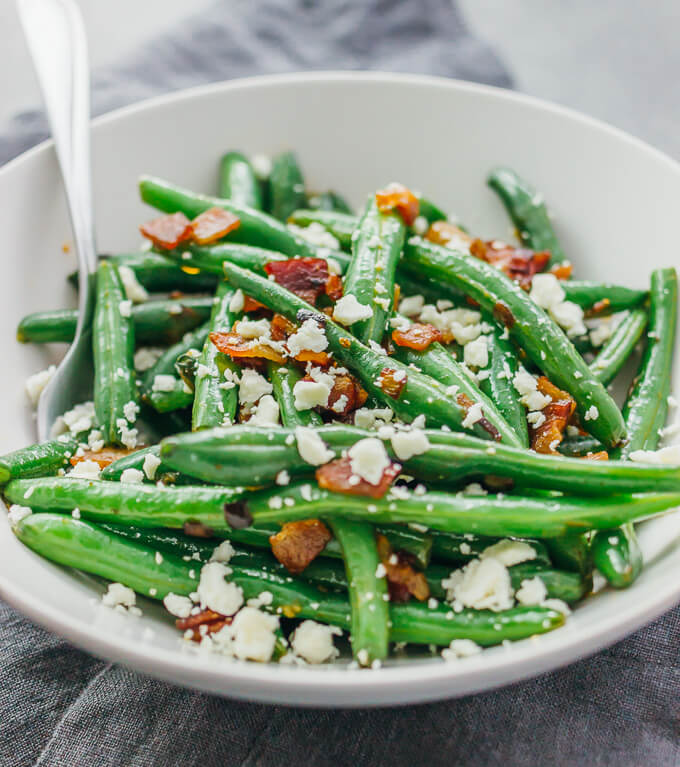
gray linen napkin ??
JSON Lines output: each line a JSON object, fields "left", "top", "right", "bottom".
{"left": 1, "top": 2, "right": 678, "bottom": 766}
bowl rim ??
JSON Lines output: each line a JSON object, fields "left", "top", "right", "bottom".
{"left": 2, "top": 70, "right": 679, "bottom": 706}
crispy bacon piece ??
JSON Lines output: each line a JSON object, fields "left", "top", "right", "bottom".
{"left": 269, "top": 519, "right": 332, "bottom": 574}
{"left": 392, "top": 323, "right": 443, "bottom": 351}
{"left": 326, "top": 373, "right": 368, "bottom": 416}
{"left": 176, "top": 609, "right": 232, "bottom": 642}
{"left": 325, "top": 273, "right": 344, "bottom": 301}
{"left": 295, "top": 350, "right": 332, "bottom": 365}
{"left": 242, "top": 295, "right": 267, "bottom": 313}
{"left": 264, "top": 258, "right": 330, "bottom": 305}
{"left": 69, "top": 447, "right": 136, "bottom": 469}
{"left": 210, "top": 331, "right": 286, "bottom": 363}
{"left": 470, "top": 239, "right": 550, "bottom": 289}
{"left": 583, "top": 451, "right": 609, "bottom": 461}
{"left": 425, "top": 221, "right": 472, "bottom": 249}
{"left": 191, "top": 207, "right": 240, "bottom": 245}
{"left": 377, "top": 367, "right": 407, "bottom": 399}
{"left": 375, "top": 183, "right": 419, "bottom": 226}
{"left": 140, "top": 212, "right": 192, "bottom": 250}
{"left": 455, "top": 392, "right": 502, "bottom": 441}
{"left": 315, "top": 456, "right": 401, "bottom": 499}
{"left": 376, "top": 534, "right": 430, "bottom": 603}
{"left": 530, "top": 377, "right": 577, "bottom": 454}
{"left": 270, "top": 313, "right": 297, "bottom": 341}
{"left": 586, "top": 298, "right": 611, "bottom": 317}
{"left": 493, "top": 301, "right": 516, "bottom": 328}
{"left": 550, "top": 262, "right": 573, "bottom": 280}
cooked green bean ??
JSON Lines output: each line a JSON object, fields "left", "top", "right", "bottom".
{"left": 269, "top": 151, "right": 307, "bottom": 221}
{"left": 590, "top": 309, "right": 647, "bottom": 386}
{"left": 219, "top": 151, "right": 263, "bottom": 210}
{"left": 308, "top": 191, "right": 354, "bottom": 214}
{"left": 289, "top": 209, "right": 356, "bottom": 249}
{"left": 268, "top": 362, "right": 322, "bottom": 428}
{"left": 562, "top": 281, "right": 648, "bottom": 314}
{"left": 92, "top": 262, "right": 138, "bottom": 445}
{"left": 0, "top": 438, "right": 77, "bottom": 485}
{"left": 429, "top": 531, "right": 550, "bottom": 566}
{"left": 404, "top": 237, "right": 626, "bottom": 447}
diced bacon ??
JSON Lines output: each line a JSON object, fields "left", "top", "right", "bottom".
{"left": 315, "top": 456, "right": 401, "bottom": 499}
{"left": 176, "top": 608, "right": 232, "bottom": 642}
{"left": 392, "top": 323, "right": 443, "bottom": 351}
{"left": 550, "top": 262, "right": 573, "bottom": 280}
{"left": 242, "top": 295, "right": 267, "bottom": 313}
{"left": 470, "top": 239, "right": 550, "bottom": 289}
{"left": 295, "top": 350, "right": 332, "bottom": 366}
{"left": 586, "top": 298, "right": 611, "bottom": 317}
{"left": 325, "top": 273, "right": 344, "bottom": 301}
{"left": 210, "top": 331, "right": 286, "bottom": 363}
{"left": 376, "top": 534, "right": 430, "bottom": 603}
{"left": 529, "top": 377, "right": 576, "bottom": 454}
{"left": 375, "top": 183, "right": 420, "bottom": 226}
{"left": 190, "top": 207, "right": 240, "bottom": 245}
{"left": 269, "top": 519, "right": 331, "bottom": 574}
{"left": 326, "top": 373, "right": 368, "bottom": 416}
{"left": 265, "top": 258, "right": 329, "bottom": 305}
{"left": 425, "top": 221, "right": 472, "bottom": 248}
{"left": 140, "top": 213, "right": 192, "bottom": 250}
{"left": 377, "top": 367, "right": 407, "bottom": 399}
{"left": 70, "top": 447, "right": 136, "bottom": 469}
{"left": 583, "top": 451, "right": 609, "bottom": 460}
{"left": 270, "top": 313, "right": 297, "bottom": 341}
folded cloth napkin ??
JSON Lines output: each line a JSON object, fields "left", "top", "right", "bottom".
{"left": 1, "top": 2, "right": 678, "bottom": 766}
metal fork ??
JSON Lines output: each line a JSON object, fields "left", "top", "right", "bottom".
{"left": 17, "top": 0, "right": 97, "bottom": 441}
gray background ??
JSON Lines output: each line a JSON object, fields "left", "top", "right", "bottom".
{"left": 2, "top": 0, "right": 680, "bottom": 159}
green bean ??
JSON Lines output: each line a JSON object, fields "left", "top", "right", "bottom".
{"left": 308, "top": 191, "right": 353, "bottom": 214}
{"left": 557, "top": 435, "right": 604, "bottom": 457}
{"left": 142, "top": 324, "right": 208, "bottom": 413}
{"left": 174, "top": 350, "right": 199, "bottom": 391}
{"left": 18, "top": 297, "right": 214, "bottom": 346}
{"left": 328, "top": 519, "right": 389, "bottom": 665}
{"left": 192, "top": 282, "right": 239, "bottom": 430}
{"left": 288, "top": 209, "right": 356, "bottom": 250}
{"left": 479, "top": 324, "right": 529, "bottom": 446}
{"left": 590, "top": 309, "right": 647, "bottom": 386}
{"left": 99, "top": 445, "right": 171, "bottom": 483}
{"left": 268, "top": 363, "right": 322, "bottom": 428}
{"left": 5, "top": 477, "right": 241, "bottom": 529}
{"left": 404, "top": 237, "right": 626, "bottom": 447}
{"left": 392, "top": 342, "right": 522, "bottom": 447}
{"left": 93, "top": 262, "right": 138, "bottom": 445}
{"left": 226, "top": 481, "right": 680, "bottom": 539}
{"left": 139, "top": 175, "right": 317, "bottom": 258}
{"left": 269, "top": 151, "right": 307, "bottom": 221}
{"left": 487, "top": 167, "right": 566, "bottom": 266}
{"left": 159, "top": 424, "right": 680, "bottom": 495}
{"left": 429, "top": 531, "right": 550, "bottom": 566}
{"left": 344, "top": 197, "right": 405, "bottom": 344}
{"left": 0, "top": 437, "right": 77, "bottom": 485}
{"left": 68, "top": 252, "right": 219, "bottom": 293}
{"left": 561, "top": 281, "right": 648, "bottom": 314}
{"left": 218, "top": 151, "right": 263, "bottom": 209}
{"left": 14, "top": 513, "right": 563, "bottom": 647}
{"left": 219, "top": 261, "right": 523, "bottom": 445}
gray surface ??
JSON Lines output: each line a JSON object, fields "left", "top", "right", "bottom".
{"left": 1, "top": 2, "right": 679, "bottom": 766}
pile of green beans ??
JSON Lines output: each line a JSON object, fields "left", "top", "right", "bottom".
{"left": 8, "top": 158, "right": 678, "bottom": 669}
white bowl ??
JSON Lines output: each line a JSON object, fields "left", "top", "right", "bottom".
{"left": 1, "top": 72, "right": 679, "bottom": 707}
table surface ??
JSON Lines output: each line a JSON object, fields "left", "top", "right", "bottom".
{"left": 1, "top": 0, "right": 679, "bottom": 160}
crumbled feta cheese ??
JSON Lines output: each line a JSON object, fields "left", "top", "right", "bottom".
{"left": 60, "top": 401, "right": 96, "bottom": 435}
{"left": 288, "top": 221, "right": 340, "bottom": 250}
{"left": 115, "top": 418, "right": 139, "bottom": 450}
{"left": 542, "top": 598, "right": 571, "bottom": 615}
{"left": 249, "top": 394, "right": 280, "bottom": 427}
{"left": 210, "top": 540, "right": 235, "bottom": 563}
{"left": 295, "top": 426, "right": 335, "bottom": 466}
{"left": 152, "top": 374, "right": 178, "bottom": 393}
{"left": 584, "top": 405, "right": 599, "bottom": 421}
{"left": 290, "top": 620, "right": 341, "bottom": 664}
{"left": 590, "top": 319, "right": 614, "bottom": 347}
{"left": 275, "top": 470, "right": 290, "bottom": 486}
{"left": 163, "top": 592, "right": 194, "bottom": 618}
{"left": 347, "top": 438, "right": 392, "bottom": 485}
{"left": 412, "top": 216, "right": 429, "bottom": 236}
{"left": 238, "top": 369, "right": 273, "bottom": 404}
{"left": 102, "top": 582, "right": 136, "bottom": 610}
{"left": 287, "top": 319, "right": 328, "bottom": 357}
{"left": 7, "top": 504, "right": 32, "bottom": 526}
{"left": 123, "top": 400, "right": 139, "bottom": 423}
{"left": 134, "top": 347, "right": 163, "bottom": 372}
{"left": 332, "top": 294, "right": 373, "bottom": 325}
{"left": 390, "top": 428, "right": 430, "bottom": 460}
{"left": 118, "top": 299, "right": 133, "bottom": 318}
{"left": 195, "top": 363, "right": 211, "bottom": 380}
{"left": 228, "top": 607, "right": 280, "bottom": 662}
{"left": 481, "top": 539, "right": 537, "bottom": 567}
{"left": 118, "top": 265, "right": 149, "bottom": 303}
{"left": 331, "top": 394, "right": 349, "bottom": 414}
{"left": 120, "top": 468, "right": 144, "bottom": 484}
{"left": 229, "top": 288, "right": 245, "bottom": 314}
{"left": 442, "top": 557, "right": 513, "bottom": 611}
{"left": 197, "top": 562, "right": 243, "bottom": 616}
{"left": 513, "top": 369, "right": 552, "bottom": 411}
{"left": 293, "top": 379, "right": 331, "bottom": 410}
{"left": 629, "top": 445, "right": 680, "bottom": 465}
{"left": 69, "top": 459, "right": 101, "bottom": 479}
{"left": 375, "top": 563, "right": 387, "bottom": 578}
{"left": 441, "top": 638, "right": 482, "bottom": 661}
{"left": 25, "top": 365, "right": 56, "bottom": 406}
{"left": 515, "top": 576, "right": 548, "bottom": 605}
{"left": 236, "top": 318, "right": 271, "bottom": 340}
{"left": 142, "top": 452, "right": 162, "bottom": 481}
{"left": 463, "top": 336, "right": 489, "bottom": 368}
{"left": 530, "top": 273, "right": 566, "bottom": 309}
{"left": 551, "top": 300, "right": 587, "bottom": 338}
{"left": 250, "top": 153, "right": 272, "bottom": 178}
{"left": 527, "top": 411, "right": 546, "bottom": 428}
{"left": 462, "top": 402, "right": 484, "bottom": 429}
{"left": 354, "top": 408, "right": 393, "bottom": 430}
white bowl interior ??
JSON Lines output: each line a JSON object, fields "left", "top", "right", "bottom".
{"left": 1, "top": 73, "right": 679, "bottom": 706}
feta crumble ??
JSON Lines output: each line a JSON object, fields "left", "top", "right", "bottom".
{"left": 118, "top": 299, "right": 133, "bottom": 318}
{"left": 347, "top": 438, "right": 392, "bottom": 485}
{"left": 69, "top": 459, "right": 101, "bottom": 479}
{"left": 441, "top": 639, "right": 482, "bottom": 661}
{"left": 442, "top": 557, "right": 513, "bottom": 611}
{"left": 480, "top": 539, "right": 537, "bottom": 567}
{"left": 295, "top": 426, "right": 335, "bottom": 465}
{"left": 163, "top": 592, "right": 193, "bottom": 618}
{"left": 25, "top": 365, "right": 56, "bottom": 406}
{"left": 7, "top": 504, "right": 32, "bottom": 526}
{"left": 332, "top": 294, "right": 373, "bottom": 325}
{"left": 249, "top": 394, "right": 280, "bottom": 427}
{"left": 290, "top": 620, "right": 341, "bottom": 664}
{"left": 238, "top": 369, "right": 273, "bottom": 405}
{"left": 120, "top": 468, "right": 145, "bottom": 484}
{"left": 390, "top": 428, "right": 430, "bottom": 461}
{"left": 515, "top": 576, "right": 548, "bottom": 606}
{"left": 287, "top": 319, "right": 328, "bottom": 357}
{"left": 118, "top": 265, "right": 149, "bottom": 303}
{"left": 142, "top": 452, "right": 162, "bottom": 481}
{"left": 197, "top": 562, "right": 243, "bottom": 616}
